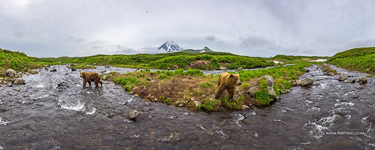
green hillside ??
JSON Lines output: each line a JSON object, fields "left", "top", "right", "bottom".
{"left": 180, "top": 47, "right": 214, "bottom": 53}
{"left": 328, "top": 47, "right": 375, "bottom": 74}
{"left": 30, "top": 50, "right": 274, "bottom": 70}
{"left": 0, "top": 48, "right": 39, "bottom": 75}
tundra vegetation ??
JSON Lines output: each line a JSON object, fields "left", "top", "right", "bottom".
{"left": 103, "top": 62, "right": 311, "bottom": 111}
{"left": 328, "top": 47, "right": 375, "bottom": 74}
{"left": 30, "top": 52, "right": 274, "bottom": 70}
{"left": 0, "top": 48, "right": 39, "bottom": 76}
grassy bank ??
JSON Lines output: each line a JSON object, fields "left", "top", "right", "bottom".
{"left": 328, "top": 47, "right": 375, "bottom": 74}
{"left": 30, "top": 52, "right": 274, "bottom": 70}
{"left": 0, "top": 48, "right": 39, "bottom": 76}
{"left": 270, "top": 55, "right": 330, "bottom": 64}
{"left": 104, "top": 62, "right": 312, "bottom": 111}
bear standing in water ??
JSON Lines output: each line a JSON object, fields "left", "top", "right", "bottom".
{"left": 80, "top": 71, "right": 103, "bottom": 87}
{"left": 215, "top": 72, "right": 242, "bottom": 100}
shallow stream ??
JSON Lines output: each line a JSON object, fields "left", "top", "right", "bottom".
{"left": 0, "top": 65, "right": 374, "bottom": 149}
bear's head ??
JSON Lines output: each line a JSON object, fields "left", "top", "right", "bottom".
{"left": 80, "top": 71, "right": 86, "bottom": 78}
{"left": 229, "top": 74, "right": 242, "bottom": 86}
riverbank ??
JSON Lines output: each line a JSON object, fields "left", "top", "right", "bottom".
{"left": 102, "top": 62, "right": 312, "bottom": 111}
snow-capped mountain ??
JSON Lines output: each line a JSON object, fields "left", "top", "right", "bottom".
{"left": 158, "top": 41, "right": 182, "bottom": 53}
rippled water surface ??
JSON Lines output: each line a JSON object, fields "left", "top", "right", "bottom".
{"left": 0, "top": 65, "right": 374, "bottom": 149}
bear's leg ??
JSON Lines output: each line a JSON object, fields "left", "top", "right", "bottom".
{"left": 99, "top": 81, "right": 103, "bottom": 86}
{"left": 94, "top": 81, "right": 99, "bottom": 87}
{"left": 83, "top": 80, "right": 87, "bottom": 87}
{"left": 227, "top": 87, "right": 235, "bottom": 101}
{"left": 87, "top": 81, "right": 91, "bottom": 86}
{"left": 215, "top": 85, "right": 227, "bottom": 99}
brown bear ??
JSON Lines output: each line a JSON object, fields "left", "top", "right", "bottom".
{"left": 215, "top": 72, "right": 242, "bottom": 100}
{"left": 80, "top": 71, "right": 103, "bottom": 87}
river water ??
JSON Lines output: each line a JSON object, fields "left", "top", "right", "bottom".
{"left": 0, "top": 65, "right": 374, "bottom": 149}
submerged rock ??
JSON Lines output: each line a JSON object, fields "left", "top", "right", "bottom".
{"left": 338, "top": 73, "right": 347, "bottom": 81}
{"left": 13, "top": 78, "right": 25, "bottom": 85}
{"left": 5, "top": 69, "right": 16, "bottom": 78}
{"left": 129, "top": 110, "right": 139, "bottom": 120}
{"left": 50, "top": 68, "right": 57, "bottom": 72}
{"left": 359, "top": 76, "right": 367, "bottom": 84}
{"left": 301, "top": 78, "right": 313, "bottom": 86}
{"left": 58, "top": 82, "right": 69, "bottom": 88}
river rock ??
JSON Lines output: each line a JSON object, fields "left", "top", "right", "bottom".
{"left": 13, "top": 78, "right": 25, "bottom": 85}
{"left": 291, "top": 80, "right": 302, "bottom": 86}
{"left": 71, "top": 67, "right": 76, "bottom": 71}
{"left": 58, "top": 82, "right": 69, "bottom": 88}
{"left": 50, "top": 68, "right": 57, "bottom": 72}
{"left": 338, "top": 73, "right": 347, "bottom": 81}
{"left": 129, "top": 110, "right": 139, "bottom": 120}
{"left": 300, "top": 78, "right": 313, "bottom": 86}
{"left": 7, "top": 82, "right": 12, "bottom": 87}
{"left": 344, "top": 80, "right": 348, "bottom": 83}
{"left": 100, "top": 70, "right": 106, "bottom": 73}
{"left": 359, "top": 76, "right": 367, "bottom": 84}
{"left": 219, "top": 66, "right": 227, "bottom": 70}
{"left": 248, "top": 75, "right": 278, "bottom": 101}
{"left": 350, "top": 78, "right": 356, "bottom": 83}
{"left": 236, "top": 67, "right": 243, "bottom": 72}
{"left": 5, "top": 69, "right": 16, "bottom": 78}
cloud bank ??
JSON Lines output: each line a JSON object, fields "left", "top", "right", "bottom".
{"left": 0, "top": 0, "right": 374, "bottom": 57}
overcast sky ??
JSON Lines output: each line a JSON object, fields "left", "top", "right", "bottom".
{"left": 0, "top": 0, "right": 374, "bottom": 58}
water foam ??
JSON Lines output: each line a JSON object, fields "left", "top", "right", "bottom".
{"left": 0, "top": 117, "right": 9, "bottom": 125}
{"left": 235, "top": 114, "right": 245, "bottom": 127}
{"left": 85, "top": 107, "right": 96, "bottom": 115}
{"left": 58, "top": 99, "right": 85, "bottom": 112}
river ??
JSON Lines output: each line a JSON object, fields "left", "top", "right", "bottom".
{"left": 0, "top": 65, "right": 374, "bottom": 149}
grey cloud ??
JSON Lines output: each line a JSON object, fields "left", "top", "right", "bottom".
{"left": 239, "top": 36, "right": 272, "bottom": 48}
{"left": 1, "top": 0, "right": 375, "bottom": 57}
{"left": 67, "top": 36, "right": 84, "bottom": 42}
{"left": 205, "top": 35, "right": 216, "bottom": 42}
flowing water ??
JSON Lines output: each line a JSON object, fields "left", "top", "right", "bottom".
{"left": 0, "top": 65, "right": 374, "bottom": 149}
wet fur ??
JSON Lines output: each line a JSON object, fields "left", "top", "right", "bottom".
{"left": 215, "top": 72, "right": 242, "bottom": 100}
{"left": 80, "top": 71, "right": 103, "bottom": 87}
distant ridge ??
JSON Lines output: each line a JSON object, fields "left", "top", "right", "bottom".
{"left": 180, "top": 47, "right": 213, "bottom": 53}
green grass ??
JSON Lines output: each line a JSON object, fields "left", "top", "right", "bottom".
{"left": 199, "top": 99, "right": 222, "bottom": 111}
{"left": 329, "top": 47, "right": 375, "bottom": 61}
{"left": 239, "top": 62, "right": 310, "bottom": 82}
{"left": 328, "top": 47, "right": 375, "bottom": 74}
{"left": 199, "top": 82, "right": 214, "bottom": 88}
{"left": 223, "top": 95, "right": 244, "bottom": 110}
{"left": 0, "top": 48, "right": 40, "bottom": 74}
{"left": 29, "top": 51, "right": 274, "bottom": 70}
{"left": 270, "top": 55, "right": 330, "bottom": 64}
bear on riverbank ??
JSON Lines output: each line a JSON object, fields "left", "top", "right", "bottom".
{"left": 80, "top": 71, "right": 103, "bottom": 87}
{"left": 215, "top": 72, "right": 242, "bottom": 100}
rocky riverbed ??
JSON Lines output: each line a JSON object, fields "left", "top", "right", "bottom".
{"left": 0, "top": 65, "right": 374, "bottom": 149}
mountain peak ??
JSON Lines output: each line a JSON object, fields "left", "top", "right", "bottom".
{"left": 158, "top": 41, "right": 182, "bottom": 53}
